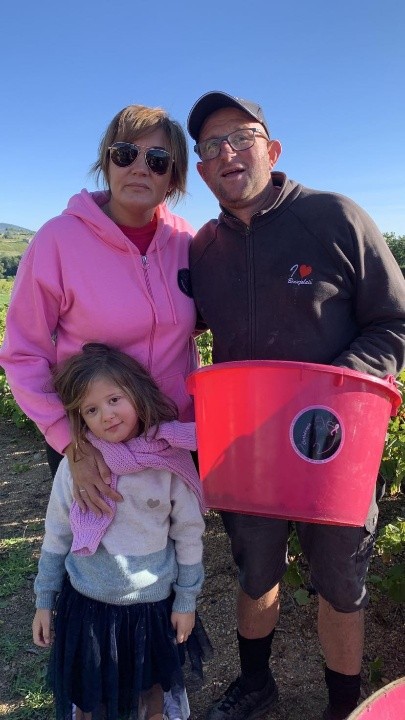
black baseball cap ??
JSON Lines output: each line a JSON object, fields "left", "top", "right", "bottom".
{"left": 187, "top": 91, "right": 270, "bottom": 142}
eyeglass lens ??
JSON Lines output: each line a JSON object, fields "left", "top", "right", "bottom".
{"left": 196, "top": 129, "right": 262, "bottom": 160}
{"left": 109, "top": 143, "right": 171, "bottom": 175}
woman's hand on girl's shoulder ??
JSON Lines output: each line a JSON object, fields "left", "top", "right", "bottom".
{"left": 65, "top": 442, "right": 123, "bottom": 516}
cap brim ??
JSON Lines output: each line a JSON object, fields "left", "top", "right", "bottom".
{"left": 187, "top": 91, "right": 255, "bottom": 141}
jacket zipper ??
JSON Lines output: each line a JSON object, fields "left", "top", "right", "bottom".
{"left": 245, "top": 226, "right": 255, "bottom": 358}
{"left": 141, "top": 255, "right": 156, "bottom": 370}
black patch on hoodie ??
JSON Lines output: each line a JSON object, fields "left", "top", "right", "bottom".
{"left": 178, "top": 268, "right": 193, "bottom": 297}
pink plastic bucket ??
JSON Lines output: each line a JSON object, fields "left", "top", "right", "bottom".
{"left": 348, "top": 677, "right": 405, "bottom": 719}
{"left": 187, "top": 361, "right": 401, "bottom": 526}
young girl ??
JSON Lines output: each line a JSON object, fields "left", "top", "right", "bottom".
{"left": 32, "top": 343, "right": 208, "bottom": 720}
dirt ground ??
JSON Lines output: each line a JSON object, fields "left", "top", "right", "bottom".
{"left": 0, "top": 417, "right": 404, "bottom": 720}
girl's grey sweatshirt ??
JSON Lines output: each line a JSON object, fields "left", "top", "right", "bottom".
{"left": 34, "top": 457, "right": 205, "bottom": 614}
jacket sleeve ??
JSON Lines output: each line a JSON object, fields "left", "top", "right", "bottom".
{"left": 34, "top": 459, "right": 74, "bottom": 608}
{"left": 0, "top": 224, "right": 71, "bottom": 452}
{"left": 331, "top": 207, "right": 405, "bottom": 377}
{"left": 169, "top": 477, "right": 205, "bottom": 613}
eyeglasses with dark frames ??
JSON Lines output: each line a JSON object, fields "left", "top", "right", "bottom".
{"left": 108, "top": 142, "right": 172, "bottom": 175}
{"left": 194, "top": 127, "right": 269, "bottom": 161}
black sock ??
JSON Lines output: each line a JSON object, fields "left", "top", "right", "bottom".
{"left": 325, "top": 666, "right": 361, "bottom": 714}
{"left": 237, "top": 630, "right": 275, "bottom": 691}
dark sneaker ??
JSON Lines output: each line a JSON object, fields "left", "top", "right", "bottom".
{"left": 206, "top": 675, "right": 279, "bottom": 720}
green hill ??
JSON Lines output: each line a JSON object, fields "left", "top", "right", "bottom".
{"left": 0, "top": 240, "right": 31, "bottom": 262}
{"left": 0, "top": 223, "right": 34, "bottom": 259}
{"left": 0, "top": 223, "right": 35, "bottom": 235}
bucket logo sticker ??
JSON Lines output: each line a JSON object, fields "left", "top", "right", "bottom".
{"left": 290, "top": 406, "right": 343, "bottom": 463}
{"left": 288, "top": 263, "right": 313, "bottom": 285}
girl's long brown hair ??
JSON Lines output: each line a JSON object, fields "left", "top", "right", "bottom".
{"left": 52, "top": 343, "right": 178, "bottom": 450}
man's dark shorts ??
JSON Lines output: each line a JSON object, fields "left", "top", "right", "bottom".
{"left": 220, "top": 492, "right": 378, "bottom": 613}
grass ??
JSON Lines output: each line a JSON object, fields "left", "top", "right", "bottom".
{"left": 0, "top": 632, "right": 19, "bottom": 662}
{"left": 0, "top": 538, "right": 37, "bottom": 598}
{"left": 0, "top": 238, "right": 30, "bottom": 257}
{"left": 5, "top": 651, "right": 53, "bottom": 720}
{"left": 0, "top": 532, "right": 52, "bottom": 717}
{"left": 10, "top": 658, "right": 53, "bottom": 720}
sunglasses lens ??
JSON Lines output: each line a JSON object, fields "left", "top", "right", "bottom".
{"left": 109, "top": 143, "right": 171, "bottom": 175}
{"left": 145, "top": 149, "right": 171, "bottom": 175}
{"left": 110, "top": 143, "right": 138, "bottom": 167}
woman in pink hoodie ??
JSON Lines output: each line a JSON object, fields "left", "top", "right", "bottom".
{"left": 0, "top": 104, "right": 198, "bottom": 515}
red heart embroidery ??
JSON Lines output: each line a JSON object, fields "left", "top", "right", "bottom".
{"left": 299, "top": 264, "right": 312, "bottom": 278}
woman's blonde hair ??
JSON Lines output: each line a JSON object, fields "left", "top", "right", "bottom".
{"left": 91, "top": 105, "right": 188, "bottom": 204}
{"left": 52, "top": 343, "right": 178, "bottom": 450}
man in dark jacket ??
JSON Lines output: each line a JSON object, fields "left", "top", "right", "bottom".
{"left": 187, "top": 90, "right": 405, "bottom": 720}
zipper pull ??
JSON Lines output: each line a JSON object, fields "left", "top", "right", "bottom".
{"left": 141, "top": 255, "right": 148, "bottom": 267}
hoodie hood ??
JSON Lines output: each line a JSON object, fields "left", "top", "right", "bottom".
{"left": 62, "top": 189, "right": 188, "bottom": 255}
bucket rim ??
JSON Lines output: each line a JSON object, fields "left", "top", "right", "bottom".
{"left": 347, "top": 675, "right": 405, "bottom": 717}
{"left": 187, "top": 360, "right": 402, "bottom": 412}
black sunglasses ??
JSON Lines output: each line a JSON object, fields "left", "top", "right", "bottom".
{"left": 108, "top": 142, "right": 172, "bottom": 175}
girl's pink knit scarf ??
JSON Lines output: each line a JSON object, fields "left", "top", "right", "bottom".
{"left": 70, "top": 421, "right": 205, "bottom": 556}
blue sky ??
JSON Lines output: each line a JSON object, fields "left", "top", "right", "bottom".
{"left": 1, "top": 0, "right": 404, "bottom": 235}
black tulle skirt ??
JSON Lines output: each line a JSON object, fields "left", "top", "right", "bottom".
{"left": 48, "top": 578, "right": 213, "bottom": 720}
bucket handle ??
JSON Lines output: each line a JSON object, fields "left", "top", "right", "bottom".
{"left": 384, "top": 374, "right": 402, "bottom": 416}
{"left": 333, "top": 369, "right": 344, "bottom": 387}
{"left": 330, "top": 370, "right": 401, "bottom": 416}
